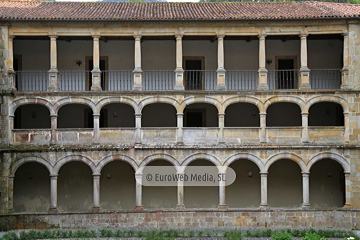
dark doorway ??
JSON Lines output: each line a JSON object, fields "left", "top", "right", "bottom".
{"left": 86, "top": 57, "right": 108, "bottom": 91}
{"left": 277, "top": 57, "right": 296, "bottom": 89}
{"left": 184, "top": 57, "right": 204, "bottom": 90}
{"left": 185, "top": 110, "right": 205, "bottom": 127}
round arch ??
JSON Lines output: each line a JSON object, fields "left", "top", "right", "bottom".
{"left": 10, "top": 156, "right": 53, "bottom": 176}
{"left": 10, "top": 97, "right": 54, "bottom": 116}
{"left": 223, "top": 96, "right": 264, "bottom": 113}
{"left": 138, "top": 96, "right": 181, "bottom": 114}
{"left": 53, "top": 154, "right": 96, "bottom": 174}
{"left": 307, "top": 152, "right": 350, "bottom": 172}
{"left": 96, "top": 97, "right": 138, "bottom": 115}
{"left": 137, "top": 153, "right": 179, "bottom": 173}
{"left": 265, "top": 152, "right": 306, "bottom": 172}
{"left": 96, "top": 154, "right": 138, "bottom": 174}
{"left": 304, "top": 95, "right": 349, "bottom": 114}
{"left": 181, "top": 153, "right": 221, "bottom": 167}
{"left": 53, "top": 97, "right": 96, "bottom": 115}
{"left": 224, "top": 153, "right": 265, "bottom": 172}
{"left": 264, "top": 96, "right": 305, "bottom": 113}
{"left": 179, "top": 96, "right": 222, "bottom": 114}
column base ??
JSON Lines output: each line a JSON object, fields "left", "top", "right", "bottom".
{"left": 176, "top": 141, "right": 184, "bottom": 146}
{"left": 92, "top": 206, "right": 101, "bottom": 212}
{"left": 216, "top": 84, "right": 226, "bottom": 90}
{"left": 257, "top": 84, "right": 269, "bottom": 91}
{"left": 302, "top": 204, "right": 311, "bottom": 209}
{"left": 48, "top": 207, "right": 58, "bottom": 213}
{"left": 135, "top": 205, "right": 143, "bottom": 211}
{"left": 133, "top": 85, "right": 143, "bottom": 91}
{"left": 48, "top": 87, "right": 60, "bottom": 92}
{"left": 174, "top": 84, "right": 185, "bottom": 91}
{"left": 299, "top": 84, "right": 311, "bottom": 90}
{"left": 218, "top": 204, "right": 227, "bottom": 210}
{"left": 91, "top": 86, "right": 102, "bottom": 92}
{"left": 301, "top": 137, "right": 309, "bottom": 143}
{"left": 259, "top": 204, "right": 268, "bottom": 210}
{"left": 176, "top": 204, "right": 185, "bottom": 210}
{"left": 343, "top": 203, "right": 352, "bottom": 208}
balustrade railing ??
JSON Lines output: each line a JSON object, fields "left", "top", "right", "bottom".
{"left": 310, "top": 69, "right": 341, "bottom": 89}
{"left": 59, "top": 70, "right": 87, "bottom": 91}
{"left": 268, "top": 70, "right": 299, "bottom": 90}
{"left": 184, "top": 70, "right": 216, "bottom": 90}
{"left": 17, "top": 71, "right": 48, "bottom": 92}
{"left": 143, "top": 70, "right": 175, "bottom": 91}
{"left": 226, "top": 70, "right": 258, "bottom": 90}
{"left": 106, "top": 70, "right": 134, "bottom": 91}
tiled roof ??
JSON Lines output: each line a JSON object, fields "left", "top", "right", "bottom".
{"left": 0, "top": 1, "right": 359, "bottom": 21}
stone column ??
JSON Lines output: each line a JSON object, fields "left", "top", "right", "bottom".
{"left": 8, "top": 36, "right": 16, "bottom": 90}
{"left": 49, "top": 174, "right": 58, "bottom": 212}
{"left": 216, "top": 35, "right": 226, "bottom": 90}
{"left": 91, "top": 36, "right": 102, "bottom": 91}
{"left": 176, "top": 113, "right": 184, "bottom": 144}
{"left": 302, "top": 172, "right": 310, "bottom": 208}
{"left": 259, "top": 113, "right": 267, "bottom": 143}
{"left": 48, "top": 36, "right": 59, "bottom": 91}
{"left": 218, "top": 170, "right": 227, "bottom": 209}
{"left": 218, "top": 113, "right": 225, "bottom": 143}
{"left": 174, "top": 35, "right": 184, "bottom": 90}
{"left": 341, "top": 32, "right": 349, "bottom": 90}
{"left": 135, "top": 114, "right": 142, "bottom": 144}
{"left": 93, "top": 114, "right": 100, "bottom": 144}
{"left": 344, "top": 112, "right": 350, "bottom": 143}
{"left": 50, "top": 114, "right": 58, "bottom": 145}
{"left": 177, "top": 171, "right": 185, "bottom": 209}
{"left": 135, "top": 173, "right": 143, "bottom": 210}
{"left": 299, "top": 34, "right": 311, "bottom": 89}
{"left": 8, "top": 115, "right": 14, "bottom": 144}
{"left": 257, "top": 34, "right": 268, "bottom": 90}
{"left": 133, "top": 36, "right": 143, "bottom": 91}
{"left": 92, "top": 174, "right": 101, "bottom": 211}
{"left": 301, "top": 113, "right": 309, "bottom": 143}
{"left": 260, "top": 172, "right": 268, "bottom": 208}
{"left": 8, "top": 176, "right": 14, "bottom": 213}
{"left": 344, "top": 172, "right": 351, "bottom": 207}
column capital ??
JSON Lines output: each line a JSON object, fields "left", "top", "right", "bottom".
{"left": 49, "top": 35, "right": 58, "bottom": 39}
{"left": 260, "top": 172, "right": 268, "bottom": 176}
{"left": 344, "top": 171, "right": 351, "bottom": 176}
{"left": 259, "top": 113, "right": 267, "bottom": 116}
{"left": 93, "top": 114, "right": 100, "bottom": 118}
{"left": 8, "top": 35, "right": 15, "bottom": 40}
{"left": 299, "top": 33, "right": 308, "bottom": 38}
{"left": 217, "top": 35, "right": 225, "bottom": 39}
{"left": 50, "top": 174, "right": 58, "bottom": 178}
{"left": 134, "top": 35, "right": 142, "bottom": 40}
{"left": 135, "top": 113, "right": 142, "bottom": 117}
{"left": 176, "top": 113, "right": 184, "bottom": 117}
{"left": 301, "top": 112, "right": 309, "bottom": 116}
{"left": 302, "top": 172, "right": 310, "bottom": 176}
{"left": 92, "top": 35, "right": 100, "bottom": 40}
{"left": 50, "top": 114, "right": 58, "bottom": 118}
{"left": 92, "top": 174, "right": 101, "bottom": 178}
{"left": 342, "top": 31, "right": 349, "bottom": 37}
{"left": 175, "top": 34, "right": 183, "bottom": 39}
{"left": 8, "top": 175, "right": 15, "bottom": 180}
{"left": 258, "top": 34, "right": 267, "bottom": 39}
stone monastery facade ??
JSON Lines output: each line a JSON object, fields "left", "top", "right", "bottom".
{"left": 0, "top": 0, "right": 360, "bottom": 229}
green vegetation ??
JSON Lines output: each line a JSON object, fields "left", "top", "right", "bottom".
{"left": 0, "top": 228, "right": 358, "bottom": 240}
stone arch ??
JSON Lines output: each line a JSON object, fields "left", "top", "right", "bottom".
{"left": 138, "top": 96, "right": 181, "bottom": 114}
{"left": 223, "top": 96, "right": 264, "bottom": 113}
{"left": 307, "top": 152, "right": 350, "bottom": 172}
{"left": 96, "top": 97, "right": 138, "bottom": 115}
{"left": 53, "top": 97, "right": 96, "bottom": 115}
{"left": 224, "top": 153, "right": 265, "bottom": 172}
{"left": 53, "top": 154, "right": 96, "bottom": 174}
{"left": 304, "top": 95, "right": 349, "bottom": 114}
{"left": 264, "top": 96, "right": 305, "bottom": 113}
{"left": 10, "top": 97, "right": 54, "bottom": 116}
{"left": 181, "top": 153, "right": 221, "bottom": 167}
{"left": 96, "top": 154, "right": 138, "bottom": 174}
{"left": 10, "top": 156, "right": 53, "bottom": 176}
{"left": 265, "top": 152, "right": 306, "bottom": 172}
{"left": 137, "top": 153, "right": 180, "bottom": 173}
{"left": 179, "top": 96, "right": 222, "bottom": 114}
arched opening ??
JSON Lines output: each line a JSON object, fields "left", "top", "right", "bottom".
{"left": 100, "top": 161, "right": 135, "bottom": 210}
{"left": 14, "top": 162, "right": 50, "bottom": 212}
{"left": 184, "top": 160, "right": 218, "bottom": 208}
{"left": 310, "top": 159, "right": 345, "bottom": 208}
{"left": 184, "top": 103, "right": 218, "bottom": 127}
{"left": 14, "top": 104, "right": 50, "bottom": 129}
{"left": 58, "top": 104, "right": 93, "bottom": 128}
{"left": 227, "top": 160, "right": 261, "bottom": 208}
{"left": 309, "top": 102, "right": 344, "bottom": 126}
{"left": 143, "top": 160, "right": 177, "bottom": 209}
{"left": 267, "top": 102, "right": 301, "bottom": 126}
{"left": 58, "top": 162, "right": 92, "bottom": 211}
{"left": 268, "top": 159, "right": 302, "bottom": 207}
{"left": 225, "top": 103, "right": 260, "bottom": 127}
{"left": 141, "top": 103, "right": 176, "bottom": 127}
{"left": 100, "top": 103, "right": 135, "bottom": 128}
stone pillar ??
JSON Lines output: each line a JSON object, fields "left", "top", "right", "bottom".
{"left": 50, "top": 114, "right": 58, "bottom": 145}
{"left": 259, "top": 113, "right": 267, "bottom": 143}
{"left": 216, "top": 35, "right": 226, "bottom": 90}
{"left": 299, "top": 34, "right": 311, "bottom": 89}
{"left": 133, "top": 35, "right": 143, "bottom": 91}
{"left": 218, "top": 113, "right": 225, "bottom": 143}
{"left": 218, "top": 170, "right": 227, "bottom": 209}
{"left": 92, "top": 174, "right": 101, "bottom": 211}
{"left": 93, "top": 114, "right": 100, "bottom": 144}
{"left": 176, "top": 113, "right": 184, "bottom": 144}
{"left": 49, "top": 174, "right": 58, "bottom": 212}
{"left": 302, "top": 172, "right": 310, "bottom": 208}
{"left": 257, "top": 34, "right": 268, "bottom": 90}
{"left": 8, "top": 115, "right": 14, "bottom": 144}
{"left": 135, "top": 173, "right": 143, "bottom": 210}
{"left": 177, "top": 171, "right": 185, "bottom": 209}
{"left": 91, "top": 36, "right": 102, "bottom": 91}
{"left": 48, "top": 36, "right": 59, "bottom": 91}
{"left": 344, "top": 112, "right": 350, "bottom": 143}
{"left": 341, "top": 32, "right": 349, "bottom": 90}
{"left": 8, "top": 36, "right": 16, "bottom": 90}
{"left": 344, "top": 171, "right": 351, "bottom": 207}
{"left": 301, "top": 113, "right": 309, "bottom": 143}
{"left": 8, "top": 176, "right": 14, "bottom": 213}
{"left": 260, "top": 172, "right": 268, "bottom": 208}
{"left": 135, "top": 114, "right": 142, "bottom": 144}
{"left": 174, "top": 35, "right": 184, "bottom": 90}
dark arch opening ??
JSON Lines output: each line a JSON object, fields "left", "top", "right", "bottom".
{"left": 100, "top": 103, "right": 135, "bottom": 128}
{"left": 225, "top": 103, "right": 260, "bottom": 127}
{"left": 267, "top": 102, "right": 301, "bottom": 126}
{"left": 142, "top": 103, "right": 176, "bottom": 127}
{"left": 309, "top": 102, "right": 344, "bottom": 126}
{"left": 14, "top": 162, "right": 50, "bottom": 212}
{"left": 268, "top": 159, "right": 302, "bottom": 207}
{"left": 100, "top": 161, "right": 135, "bottom": 210}
{"left": 58, "top": 162, "right": 92, "bottom": 211}
{"left": 310, "top": 159, "right": 345, "bottom": 208}
{"left": 14, "top": 104, "right": 50, "bottom": 129}
{"left": 58, "top": 104, "right": 93, "bottom": 128}
{"left": 184, "top": 103, "right": 218, "bottom": 127}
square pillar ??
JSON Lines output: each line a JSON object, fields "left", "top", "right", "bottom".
{"left": 50, "top": 114, "right": 58, "bottom": 145}
{"left": 174, "top": 34, "right": 184, "bottom": 90}
{"left": 91, "top": 36, "right": 102, "bottom": 91}
{"left": 176, "top": 113, "right": 184, "bottom": 144}
{"left": 341, "top": 32, "right": 350, "bottom": 90}
{"left": 218, "top": 113, "right": 225, "bottom": 144}
{"left": 49, "top": 174, "right": 58, "bottom": 212}
{"left": 48, "top": 35, "right": 59, "bottom": 91}
{"left": 93, "top": 114, "right": 100, "bottom": 144}
{"left": 301, "top": 113, "right": 309, "bottom": 143}
{"left": 344, "top": 112, "right": 350, "bottom": 143}
{"left": 260, "top": 172, "right": 268, "bottom": 208}
{"left": 8, "top": 176, "right": 14, "bottom": 213}
{"left": 302, "top": 172, "right": 310, "bottom": 208}
{"left": 135, "top": 173, "right": 143, "bottom": 211}
{"left": 344, "top": 172, "right": 351, "bottom": 208}
{"left": 92, "top": 174, "right": 101, "bottom": 212}
{"left": 257, "top": 34, "right": 268, "bottom": 90}
{"left": 216, "top": 35, "right": 226, "bottom": 90}
{"left": 133, "top": 35, "right": 143, "bottom": 91}
{"left": 135, "top": 114, "right": 142, "bottom": 144}
{"left": 299, "top": 34, "right": 311, "bottom": 90}
{"left": 259, "top": 113, "right": 267, "bottom": 143}
{"left": 218, "top": 168, "right": 227, "bottom": 209}
{"left": 8, "top": 36, "right": 16, "bottom": 90}
{"left": 176, "top": 170, "right": 185, "bottom": 209}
